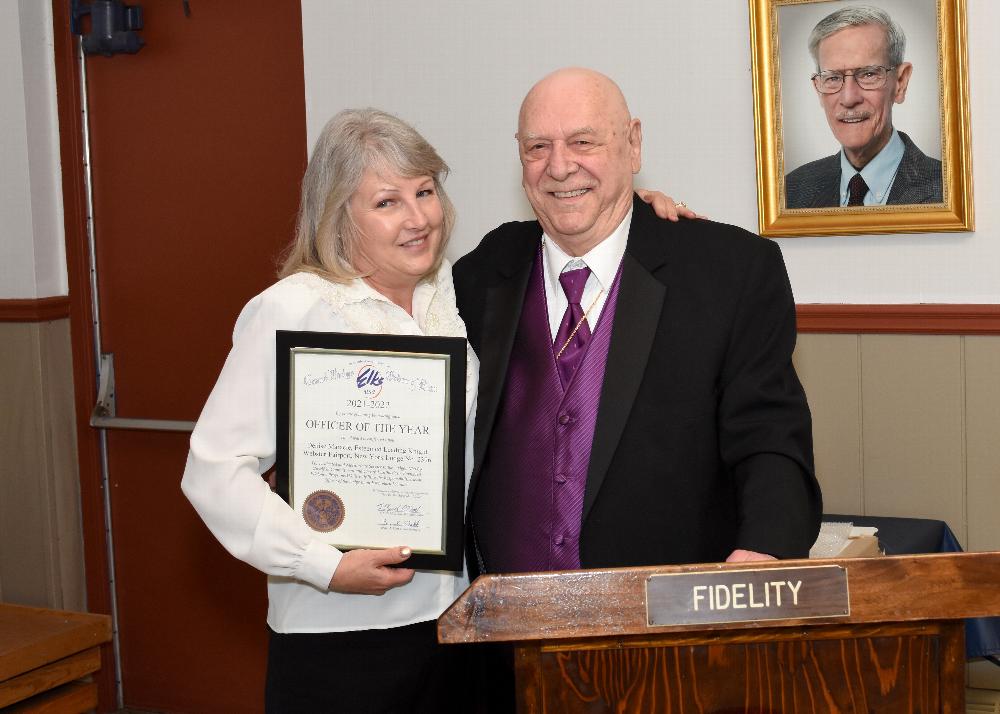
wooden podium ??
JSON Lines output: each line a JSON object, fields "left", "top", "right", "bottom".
{"left": 438, "top": 552, "right": 1000, "bottom": 713}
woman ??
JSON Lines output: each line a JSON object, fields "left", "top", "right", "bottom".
{"left": 182, "top": 108, "right": 689, "bottom": 712}
{"left": 182, "top": 109, "right": 478, "bottom": 712}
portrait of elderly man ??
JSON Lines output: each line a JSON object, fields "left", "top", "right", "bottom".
{"left": 784, "top": 5, "right": 943, "bottom": 208}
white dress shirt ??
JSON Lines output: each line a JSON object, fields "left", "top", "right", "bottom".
{"left": 839, "top": 129, "right": 905, "bottom": 206}
{"left": 181, "top": 260, "right": 478, "bottom": 633}
{"left": 542, "top": 209, "right": 632, "bottom": 340}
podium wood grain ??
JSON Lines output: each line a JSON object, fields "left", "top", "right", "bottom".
{"left": 439, "top": 553, "right": 999, "bottom": 713}
{"left": 439, "top": 553, "right": 1000, "bottom": 642}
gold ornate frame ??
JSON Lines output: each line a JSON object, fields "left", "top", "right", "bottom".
{"left": 749, "top": 0, "right": 973, "bottom": 236}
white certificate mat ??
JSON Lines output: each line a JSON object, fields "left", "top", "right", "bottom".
{"left": 276, "top": 332, "right": 466, "bottom": 571}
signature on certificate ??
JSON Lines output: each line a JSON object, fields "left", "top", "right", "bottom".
{"left": 377, "top": 518, "right": 424, "bottom": 531}
{"left": 376, "top": 503, "right": 424, "bottom": 516}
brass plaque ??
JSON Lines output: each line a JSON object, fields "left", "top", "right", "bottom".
{"left": 646, "top": 565, "right": 849, "bottom": 627}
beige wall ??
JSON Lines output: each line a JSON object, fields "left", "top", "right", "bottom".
{"left": 0, "top": 318, "right": 85, "bottom": 611}
{"left": 794, "top": 333, "right": 1000, "bottom": 689}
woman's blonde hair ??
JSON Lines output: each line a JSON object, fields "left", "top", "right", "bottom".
{"left": 279, "top": 109, "right": 456, "bottom": 282}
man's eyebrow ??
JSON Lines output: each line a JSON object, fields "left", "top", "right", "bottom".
{"left": 517, "top": 127, "right": 598, "bottom": 142}
{"left": 517, "top": 132, "right": 549, "bottom": 143}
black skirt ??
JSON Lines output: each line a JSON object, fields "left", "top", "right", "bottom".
{"left": 264, "top": 620, "right": 468, "bottom": 713}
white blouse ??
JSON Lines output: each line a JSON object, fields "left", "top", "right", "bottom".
{"left": 181, "top": 260, "right": 479, "bottom": 633}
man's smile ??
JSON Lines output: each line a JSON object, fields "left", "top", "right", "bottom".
{"left": 551, "top": 188, "right": 591, "bottom": 199}
{"left": 837, "top": 111, "right": 872, "bottom": 124}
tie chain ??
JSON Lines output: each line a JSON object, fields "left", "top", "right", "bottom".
{"left": 555, "top": 288, "right": 604, "bottom": 360}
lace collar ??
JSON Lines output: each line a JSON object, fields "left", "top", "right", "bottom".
{"left": 286, "top": 260, "right": 467, "bottom": 339}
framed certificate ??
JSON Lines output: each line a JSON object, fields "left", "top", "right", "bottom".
{"left": 275, "top": 331, "right": 466, "bottom": 571}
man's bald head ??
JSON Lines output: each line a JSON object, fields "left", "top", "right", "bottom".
{"left": 518, "top": 68, "right": 633, "bottom": 136}
{"left": 516, "top": 68, "right": 642, "bottom": 255}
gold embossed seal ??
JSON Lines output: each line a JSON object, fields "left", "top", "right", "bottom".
{"left": 302, "top": 490, "right": 345, "bottom": 532}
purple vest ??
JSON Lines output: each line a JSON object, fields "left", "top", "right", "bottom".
{"left": 473, "top": 250, "right": 622, "bottom": 572}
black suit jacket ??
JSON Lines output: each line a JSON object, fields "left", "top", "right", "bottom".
{"left": 453, "top": 197, "right": 821, "bottom": 576}
{"left": 785, "top": 131, "right": 942, "bottom": 209}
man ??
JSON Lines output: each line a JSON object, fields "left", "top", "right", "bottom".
{"left": 454, "top": 68, "right": 821, "bottom": 580}
{"left": 785, "top": 6, "right": 942, "bottom": 208}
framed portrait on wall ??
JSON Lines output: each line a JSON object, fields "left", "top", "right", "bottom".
{"left": 749, "top": 0, "right": 973, "bottom": 236}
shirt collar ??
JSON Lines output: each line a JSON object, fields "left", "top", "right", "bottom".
{"left": 839, "top": 129, "right": 904, "bottom": 205}
{"left": 341, "top": 265, "right": 442, "bottom": 327}
{"left": 542, "top": 208, "right": 632, "bottom": 292}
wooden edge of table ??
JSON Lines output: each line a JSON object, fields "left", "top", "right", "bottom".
{"left": 438, "top": 551, "right": 1000, "bottom": 644}
{"left": 2, "top": 680, "right": 98, "bottom": 714}
{"left": 0, "top": 604, "right": 112, "bottom": 681}
{"left": 0, "top": 648, "right": 101, "bottom": 708}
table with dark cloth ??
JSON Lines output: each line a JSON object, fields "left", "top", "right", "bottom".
{"left": 826, "top": 513, "right": 1000, "bottom": 662}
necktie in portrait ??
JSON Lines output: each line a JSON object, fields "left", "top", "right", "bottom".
{"left": 848, "top": 172, "right": 869, "bottom": 206}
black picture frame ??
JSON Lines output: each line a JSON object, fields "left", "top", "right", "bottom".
{"left": 276, "top": 330, "right": 466, "bottom": 571}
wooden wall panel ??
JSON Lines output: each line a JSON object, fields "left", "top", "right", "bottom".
{"left": 794, "top": 332, "right": 1000, "bottom": 692}
{"left": 793, "top": 334, "right": 863, "bottom": 514}
{"left": 963, "top": 336, "right": 1000, "bottom": 691}
{"left": 859, "top": 335, "right": 966, "bottom": 541}
{"left": 0, "top": 323, "right": 54, "bottom": 605}
{"left": 0, "top": 320, "right": 85, "bottom": 611}
{"left": 964, "top": 336, "right": 1000, "bottom": 553}
{"left": 0, "top": 298, "right": 70, "bottom": 322}
{"left": 797, "top": 305, "right": 1000, "bottom": 335}
{"left": 38, "top": 321, "right": 85, "bottom": 612}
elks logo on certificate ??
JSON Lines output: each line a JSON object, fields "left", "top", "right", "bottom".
{"left": 275, "top": 331, "right": 466, "bottom": 571}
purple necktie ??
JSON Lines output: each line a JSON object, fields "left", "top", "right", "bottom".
{"left": 553, "top": 266, "right": 592, "bottom": 388}
{"left": 848, "top": 173, "right": 869, "bottom": 206}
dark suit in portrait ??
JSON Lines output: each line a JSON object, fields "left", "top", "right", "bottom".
{"left": 785, "top": 131, "right": 942, "bottom": 209}
{"left": 454, "top": 196, "right": 822, "bottom": 577}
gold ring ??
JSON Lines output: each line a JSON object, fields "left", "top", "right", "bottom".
{"left": 675, "top": 201, "right": 687, "bottom": 209}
